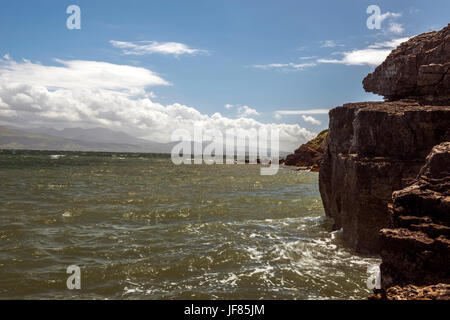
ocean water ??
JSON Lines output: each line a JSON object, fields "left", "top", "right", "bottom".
{"left": 0, "top": 150, "right": 379, "bottom": 299}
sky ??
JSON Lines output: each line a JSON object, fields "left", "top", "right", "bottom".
{"left": 0, "top": 0, "right": 449, "bottom": 151}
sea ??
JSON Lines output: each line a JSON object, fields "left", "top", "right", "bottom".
{"left": 0, "top": 150, "right": 380, "bottom": 299}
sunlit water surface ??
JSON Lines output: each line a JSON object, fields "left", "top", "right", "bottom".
{"left": 0, "top": 151, "right": 379, "bottom": 299}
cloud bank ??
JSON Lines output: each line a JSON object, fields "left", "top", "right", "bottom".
{"left": 0, "top": 57, "right": 315, "bottom": 151}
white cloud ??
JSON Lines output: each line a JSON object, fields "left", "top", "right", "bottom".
{"left": 379, "top": 12, "right": 402, "bottom": 24}
{"left": 251, "top": 62, "right": 316, "bottom": 72}
{"left": 321, "top": 40, "right": 338, "bottom": 48}
{"left": 0, "top": 58, "right": 169, "bottom": 95}
{"left": 0, "top": 58, "right": 315, "bottom": 151}
{"left": 110, "top": 40, "right": 208, "bottom": 57}
{"left": 225, "top": 104, "right": 234, "bottom": 109}
{"left": 275, "top": 109, "right": 330, "bottom": 117}
{"left": 389, "top": 22, "right": 404, "bottom": 35}
{"left": 302, "top": 115, "right": 321, "bottom": 125}
{"left": 317, "top": 37, "right": 410, "bottom": 67}
{"left": 237, "top": 105, "right": 259, "bottom": 117}
{"left": 299, "top": 56, "right": 318, "bottom": 60}
{"left": 367, "top": 38, "right": 410, "bottom": 49}
{"left": 378, "top": 12, "right": 404, "bottom": 36}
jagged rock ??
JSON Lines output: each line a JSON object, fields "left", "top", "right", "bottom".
{"left": 284, "top": 130, "right": 327, "bottom": 168}
{"left": 370, "top": 284, "right": 450, "bottom": 300}
{"left": 379, "top": 142, "right": 450, "bottom": 289}
{"left": 319, "top": 102, "right": 450, "bottom": 253}
{"left": 363, "top": 24, "right": 450, "bottom": 105}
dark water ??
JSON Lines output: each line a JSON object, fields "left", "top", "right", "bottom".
{"left": 0, "top": 150, "right": 379, "bottom": 299}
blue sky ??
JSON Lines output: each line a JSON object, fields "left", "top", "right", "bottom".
{"left": 0, "top": 0, "right": 449, "bottom": 150}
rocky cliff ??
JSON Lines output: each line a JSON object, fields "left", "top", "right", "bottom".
{"left": 370, "top": 143, "right": 450, "bottom": 300}
{"left": 318, "top": 23, "right": 450, "bottom": 299}
{"left": 284, "top": 130, "right": 327, "bottom": 170}
{"left": 319, "top": 101, "right": 450, "bottom": 253}
{"left": 377, "top": 143, "right": 450, "bottom": 297}
{"left": 363, "top": 24, "right": 450, "bottom": 105}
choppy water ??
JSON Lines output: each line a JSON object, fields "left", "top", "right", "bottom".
{"left": 0, "top": 150, "right": 379, "bottom": 299}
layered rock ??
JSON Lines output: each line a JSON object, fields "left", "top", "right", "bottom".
{"left": 319, "top": 102, "right": 450, "bottom": 253}
{"left": 378, "top": 143, "right": 450, "bottom": 296}
{"left": 284, "top": 130, "right": 327, "bottom": 170}
{"left": 370, "top": 284, "right": 450, "bottom": 300}
{"left": 363, "top": 24, "right": 450, "bottom": 105}
{"left": 317, "top": 23, "right": 450, "bottom": 299}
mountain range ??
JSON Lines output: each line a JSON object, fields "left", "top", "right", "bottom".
{"left": 0, "top": 125, "right": 291, "bottom": 155}
{"left": 0, "top": 125, "right": 177, "bottom": 153}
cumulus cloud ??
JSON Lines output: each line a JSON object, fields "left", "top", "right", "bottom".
{"left": 110, "top": 40, "right": 208, "bottom": 57}
{"left": 302, "top": 115, "right": 321, "bottom": 125}
{"left": 317, "top": 37, "right": 410, "bottom": 67}
{"left": 251, "top": 62, "right": 316, "bottom": 72}
{"left": 0, "top": 57, "right": 315, "bottom": 151}
{"left": 237, "top": 105, "right": 259, "bottom": 117}
{"left": 224, "top": 104, "right": 234, "bottom": 109}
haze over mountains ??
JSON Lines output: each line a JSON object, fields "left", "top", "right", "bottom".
{"left": 0, "top": 125, "right": 290, "bottom": 155}
{"left": 0, "top": 125, "right": 177, "bottom": 153}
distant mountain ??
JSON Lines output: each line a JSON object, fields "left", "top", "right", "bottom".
{"left": 1, "top": 125, "right": 291, "bottom": 156}
{"left": 26, "top": 127, "right": 152, "bottom": 146}
{"left": 0, "top": 126, "right": 175, "bottom": 153}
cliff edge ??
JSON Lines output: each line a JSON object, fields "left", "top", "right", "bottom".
{"left": 363, "top": 24, "right": 450, "bottom": 105}
{"left": 318, "top": 23, "right": 450, "bottom": 299}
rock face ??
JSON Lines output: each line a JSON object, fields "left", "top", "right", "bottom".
{"left": 318, "top": 23, "right": 450, "bottom": 299}
{"left": 370, "top": 284, "right": 450, "bottom": 300}
{"left": 379, "top": 143, "right": 450, "bottom": 291}
{"left": 284, "top": 130, "right": 327, "bottom": 169}
{"left": 363, "top": 24, "right": 450, "bottom": 105}
{"left": 319, "top": 101, "right": 450, "bottom": 253}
